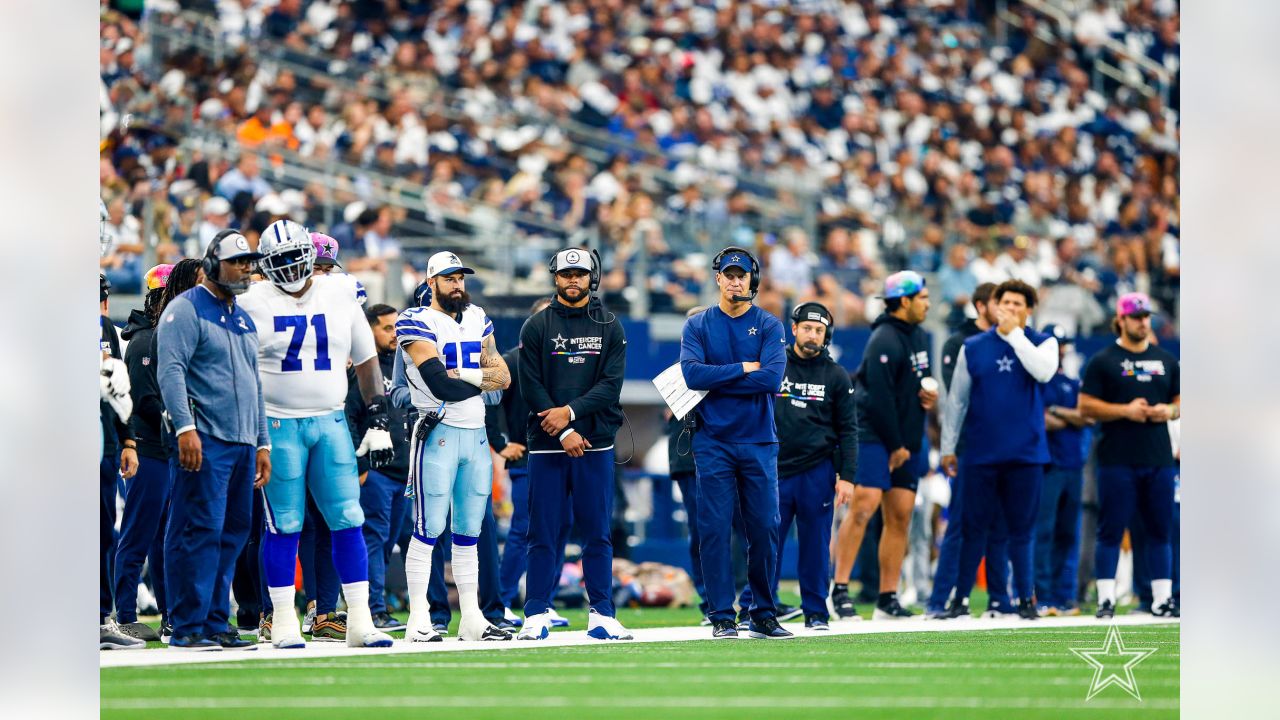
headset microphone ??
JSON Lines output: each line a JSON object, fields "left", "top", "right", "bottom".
{"left": 711, "top": 246, "right": 761, "bottom": 303}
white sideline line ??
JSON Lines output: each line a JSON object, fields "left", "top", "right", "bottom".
{"left": 100, "top": 615, "right": 1177, "bottom": 669}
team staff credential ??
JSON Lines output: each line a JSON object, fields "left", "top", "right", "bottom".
{"left": 680, "top": 246, "right": 792, "bottom": 640}
{"left": 517, "top": 248, "right": 631, "bottom": 641}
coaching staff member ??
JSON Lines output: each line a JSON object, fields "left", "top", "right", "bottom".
{"left": 680, "top": 247, "right": 790, "bottom": 640}
{"left": 158, "top": 231, "right": 271, "bottom": 650}
{"left": 772, "top": 302, "right": 857, "bottom": 630}
{"left": 517, "top": 248, "right": 631, "bottom": 641}
{"left": 940, "top": 279, "right": 1057, "bottom": 621}
{"left": 833, "top": 271, "right": 935, "bottom": 621}
{"left": 1079, "top": 293, "right": 1180, "bottom": 619}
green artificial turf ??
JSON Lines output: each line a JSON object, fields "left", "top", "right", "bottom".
{"left": 103, "top": 604, "right": 1178, "bottom": 719}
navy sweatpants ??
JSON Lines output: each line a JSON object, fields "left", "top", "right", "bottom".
{"left": 1034, "top": 467, "right": 1083, "bottom": 608}
{"left": 774, "top": 460, "right": 836, "bottom": 620}
{"left": 1095, "top": 465, "right": 1175, "bottom": 583}
{"left": 693, "top": 434, "right": 779, "bottom": 623}
{"left": 359, "top": 469, "right": 407, "bottom": 615}
{"left": 499, "top": 466, "right": 571, "bottom": 609}
{"left": 953, "top": 461, "right": 1041, "bottom": 602}
{"left": 299, "top": 490, "right": 339, "bottom": 615}
{"left": 428, "top": 503, "right": 505, "bottom": 625}
{"left": 100, "top": 456, "right": 118, "bottom": 623}
{"left": 927, "top": 465, "right": 1011, "bottom": 613}
{"left": 113, "top": 454, "right": 172, "bottom": 623}
{"left": 163, "top": 433, "right": 254, "bottom": 639}
{"left": 525, "top": 449, "right": 616, "bottom": 617}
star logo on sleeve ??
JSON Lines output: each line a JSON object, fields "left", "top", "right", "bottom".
{"left": 997, "top": 356, "right": 1014, "bottom": 373}
{"left": 748, "top": 327, "right": 757, "bottom": 335}
{"left": 552, "top": 333, "right": 569, "bottom": 350}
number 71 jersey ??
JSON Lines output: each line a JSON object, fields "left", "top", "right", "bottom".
{"left": 240, "top": 274, "right": 376, "bottom": 418}
{"left": 396, "top": 303, "right": 492, "bottom": 429}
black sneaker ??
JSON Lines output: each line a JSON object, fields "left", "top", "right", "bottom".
{"left": 373, "top": 611, "right": 406, "bottom": 631}
{"left": 1152, "top": 599, "right": 1180, "bottom": 618}
{"left": 1096, "top": 600, "right": 1116, "bottom": 619}
{"left": 747, "top": 617, "right": 795, "bottom": 639}
{"left": 159, "top": 620, "right": 173, "bottom": 644}
{"left": 873, "top": 596, "right": 915, "bottom": 620}
{"left": 711, "top": 619, "right": 738, "bottom": 638}
{"left": 494, "top": 617, "right": 519, "bottom": 632}
{"left": 941, "top": 597, "right": 971, "bottom": 619}
{"left": 209, "top": 630, "right": 257, "bottom": 651}
{"left": 804, "top": 615, "right": 830, "bottom": 631}
{"left": 831, "top": 585, "right": 857, "bottom": 619}
{"left": 465, "top": 625, "right": 513, "bottom": 641}
{"left": 736, "top": 610, "right": 750, "bottom": 631}
{"left": 117, "top": 621, "right": 160, "bottom": 643}
{"left": 1017, "top": 598, "right": 1040, "bottom": 620}
{"left": 776, "top": 604, "right": 803, "bottom": 622}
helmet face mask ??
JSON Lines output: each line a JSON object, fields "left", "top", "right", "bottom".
{"left": 260, "top": 220, "right": 315, "bottom": 292}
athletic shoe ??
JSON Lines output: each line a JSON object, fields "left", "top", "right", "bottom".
{"left": 432, "top": 622, "right": 450, "bottom": 636}
{"left": 1096, "top": 600, "right": 1116, "bottom": 619}
{"left": 459, "top": 613, "right": 513, "bottom": 642}
{"left": 1040, "top": 605, "right": 1062, "bottom": 617}
{"left": 586, "top": 610, "right": 634, "bottom": 640}
{"left": 159, "top": 620, "right": 173, "bottom": 644}
{"left": 776, "top": 604, "right": 803, "bottom": 622}
{"left": 546, "top": 608, "right": 571, "bottom": 628}
{"left": 747, "top": 617, "right": 795, "bottom": 639}
{"left": 310, "top": 613, "right": 347, "bottom": 642}
{"left": 873, "top": 596, "right": 915, "bottom": 620}
{"left": 257, "top": 613, "right": 272, "bottom": 643}
{"left": 494, "top": 617, "right": 519, "bottom": 632}
{"left": 517, "top": 612, "right": 554, "bottom": 640}
{"left": 804, "top": 615, "right": 830, "bottom": 631}
{"left": 350, "top": 627, "right": 395, "bottom": 647}
{"left": 101, "top": 620, "right": 146, "bottom": 650}
{"left": 168, "top": 634, "right": 221, "bottom": 651}
{"left": 372, "top": 612, "right": 406, "bottom": 632}
{"left": 302, "top": 600, "right": 316, "bottom": 634}
{"left": 1059, "top": 605, "right": 1082, "bottom": 616}
{"left": 941, "top": 597, "right": 971, "bottom": 620}
{"left": 831, "top": 585, "right": 858, "bottom": 619}
{"left": 503, "top": 607, "right": 524, "bottom": 627}
{"left": 407, "top": 625, "right": 443, "bottom": 643}
{"left": 982, "top": 604, "right": 1018, "bottom": 619}
{"left": 235, "top": 608, "right": 259, "bottom": 636}
{"left": 209, "top": 631, "right": 257, "bottom": 651}
{"left": 1017, "top": 599, "right": 1040, "bottom": 620}
{"left": 699, "top": 615, "right": 713, "bottom": 626}
{"left": 1152, "top": 599, "right": 1180, "bottom": 618}
{"left": 711, "top": 619, "right": 738, "bottom": 638}
{"left": 736, "top": 609, "right": 751, "bottom": 631}
{"left": 117, "top": 621, "right": 160, "bottom": 643}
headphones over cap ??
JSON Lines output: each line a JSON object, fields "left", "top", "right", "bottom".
{"left": 711, "top": 245, "right": 761, "bottom": 301}
{"left": 790, "top": 301, "right": 834, "bottom": 347}
{"left": 547, "top": 247, "right": 602, "bottom": 293}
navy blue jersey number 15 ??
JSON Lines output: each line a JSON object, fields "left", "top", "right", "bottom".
{"left": 274, "top": 314, "right": 332, "bottom": 372}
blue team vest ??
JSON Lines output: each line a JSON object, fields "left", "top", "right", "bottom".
{"left": 961, "top": 328, "right": 1051, "bottom": 466}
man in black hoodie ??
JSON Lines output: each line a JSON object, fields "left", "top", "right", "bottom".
{"left": 832, "top": 271, "right": 937, "bottom": 620}
{"left": 770, "top": 302, "right": 858, "bottom": 630}
{"left": 517, "top": 249, "right": 630, "bottom": 641}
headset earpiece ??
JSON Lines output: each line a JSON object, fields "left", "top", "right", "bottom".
{"left": 589, "top": 247, "right": 602, "bottom": 293}
{"left": 790, "top": 301, "right": 834, "bottom": 347}
{"left": 711, "top": 245, "right": 760, "bottom": 301}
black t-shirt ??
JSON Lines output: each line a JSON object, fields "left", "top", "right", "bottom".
{"left": 1081, "top": 343, "right": 1180, "bottom": 467}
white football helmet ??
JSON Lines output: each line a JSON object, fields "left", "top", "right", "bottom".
{"left": 259, "top": 219, "right": 315, "bottom": 292}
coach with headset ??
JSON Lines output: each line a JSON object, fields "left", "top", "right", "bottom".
{"left": 157, "top": 231, "right": 272, "bottom": 649}
{"left": 680, "top": 246, "right": 790, "bottom": 639}
{"left": 517, "top": 248, "right": 631, "bottom": 641}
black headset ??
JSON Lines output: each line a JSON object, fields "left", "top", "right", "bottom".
{"left": 711, "top": 246, "right": 760, "bottom": 302}
{"left": 790, "top": 301, "right": 834, "bottom": 347}
{"left": 547, "top": 247, "right": 602, "bottom": 293}
{"left": 202, "top": 229, "right": 240, "bottom": 282}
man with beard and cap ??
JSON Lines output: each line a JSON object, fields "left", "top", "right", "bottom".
{"left": 1079, "top": 292, "right": 1180, "bottom": 619}
{"left": 516, "top": 248, "right": 630, "bottom": 642}
{"left": 767, "top": 302, "right": 858, "bottom": 630}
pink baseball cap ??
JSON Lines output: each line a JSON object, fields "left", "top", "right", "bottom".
{"left": 311, "top": 232, "right": 340, "bottom": 267}
{"left": 1116, "top": 292, "right": 1153, "bottom": 317}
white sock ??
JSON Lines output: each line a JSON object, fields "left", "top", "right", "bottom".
{"left": 1151, "top": 579, "right": 1172, "bottom": 608}
{"left": 343, "top": 581, "right": 373, "bottom": 633}
{"left": 1097, "top": 579, "right": 1116, "bottom": 606}
{"left": 453, "top": 543, "right": 483, "bottom": 622}
{"left": 269, "top": 586, "right": 301, "bottom": 637}
{"left": 405, "top": 537, "right": 434, "bottom": 627}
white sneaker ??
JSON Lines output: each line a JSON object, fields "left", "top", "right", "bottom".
{"left": 272, "top": 609, "right": 306, "bottom": 649}
{"left": 346, "top": 606, "right": 393, "bottom": 648}
{"left": 407, "top": 625, "right": 442, "bottom": 642}
{"left": 547, "top": 608, "right": 571, "bottom": 628}
{"left": 301, "top": 600, "right": 316, "bottom": 635}
{"left": 458, "top": 612, "right": 512, "bottom": 641}
{"left": 586, "top": 610, "right": 633, "bottom": 640}
{"left": 517, "top": 612, "right": 554, "bottom": 640}
{"left": 504, "top": 607, "right": 524, "bottom": 627}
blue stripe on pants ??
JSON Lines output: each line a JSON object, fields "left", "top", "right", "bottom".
{"left": 113, "top": 455, "right": 173, "bottom": 623}
{"left": 359, "top": 470, "right": 406, "bottom": 615}
{"left": 524, "top": 449, "right": 616, "bottom": 617}
{"left": 774, "top": 460, "right": 836, "bottom": 619}
{"left": 692, "top": 434, "right": 779, "bottom": 623}
{"left": 953, "top": 461, "right": 1041, "bottom": 602}
{"left": 163, "top": 433, "right": 254, "bottom": 638}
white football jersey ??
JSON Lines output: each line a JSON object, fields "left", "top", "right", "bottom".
{"left": 396, "top": 303, "right": 493, "bottom": 429}
{"left": 240, "top": 274, "right": 376, "bottom": 418}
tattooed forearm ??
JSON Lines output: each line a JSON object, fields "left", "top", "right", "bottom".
{"left": 479, "top": 337, "right": 510, "bottom": 390}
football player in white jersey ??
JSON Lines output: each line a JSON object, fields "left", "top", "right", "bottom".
{"left": 239, "top": 219, "right": 395, "bottom": 649}
{"left": 398, "top": 251, "right": 512, "bottom": 642}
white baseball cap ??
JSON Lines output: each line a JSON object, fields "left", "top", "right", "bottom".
{"left": 203, "top": 196, "right": 232, "bottom": 216}
{"left": 426, "top": 251, "right": 475, "bottom": 278}
{"left": 550, "top": 248, "right": 594, "bottom": 273}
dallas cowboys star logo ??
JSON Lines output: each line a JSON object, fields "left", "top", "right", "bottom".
{"left": 748, "top": 327, "right": 758, "bottom": 335}
{"left": 731, "top": 255, "right": 741, "bottom": 263}
{"left": 997, "top": 356, "right": 1014, "bottom": 373}
{"left": 1071, "top": 625, "right": 1159, "bottom": 701}
{"left": 552, "top": 334, "right": 569, "bottom": 350}
{"left": 779, "top": 378, "right": 793, "bottom": 393}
